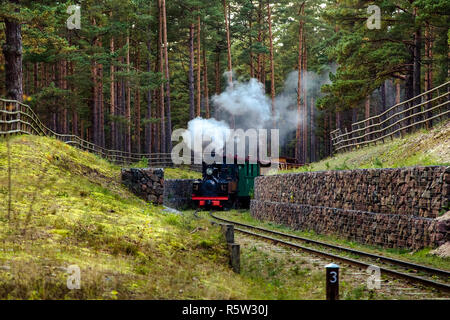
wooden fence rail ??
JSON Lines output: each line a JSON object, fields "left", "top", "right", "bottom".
{"left": 330, "top": 81, "right": 450, "bottom": 153}
{"left": 8, "top": 82, "right": 444, "bottom": 168}
{"left": 0, "top": 97, "right": 202, "bottom": 168}
{"left": 0, "top": 97, "right": 299, "bottom": 171}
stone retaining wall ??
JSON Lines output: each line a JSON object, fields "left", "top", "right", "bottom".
{"left": 251, "top": 166, "right": 450, "bottom": 249}
{"left": 121, "top": 168, "right": 164, "bottom": 205}
{"left": 255, "top": 166, "right": 449, "bottom": 218}
{"left": 163, "top": 179, "right": 195, "bottom": 210}
{"left": 121, "top": 168, "right": 196, "bottom": 209}
{"left": 250, "top": 200, "right": 447, "bottom": 249}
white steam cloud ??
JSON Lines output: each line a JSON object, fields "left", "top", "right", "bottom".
{"left": 182, "top": 117, "right": 231, "bottom": 154}
{"left": 183, "top": 66, "right": 335, "bottom": 154}
{"left": 212, "top": 78, "right": 272, "bottom": 129}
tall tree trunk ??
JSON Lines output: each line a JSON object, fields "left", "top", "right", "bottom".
{"left": 302, "top": 33, "right": 308, "bottom": 163}
{"left": 24, "top": 62, "right": 28, "bottom": 95}
{"left": 295, "top": 3, "right": 304, "bottom": 163}
{"left": 97, "top": 38, "right": 105, "bottom": 147}
{"left": 335, "top": 110, "right": 341, "bottom": 129}
{"left": 145, "top": 24, "right": 152, "bottom": 154}
{"left": 189, "top": 22, "right": 195, "bottom": 120}
{"left": 92, "top": 60, "right": 98, "bottom": 145}
{"left": 424, "top": 22, "right": 433, "bottom": 128}
{"left": 91, "top": 18, "right": 98, "bottom": 145}
{"left": 110, "top": 32, "right": 116, "bottom": 149}
{"left": 55, "top": 62, "right": 60, "bottom": 132}
{"left": 261, "top": 31, "right": 266, "bottom": 90}
{"left": 69, "top": 60, "right": 78, "bottom": 136}
{"left": 405, "top": 54, "right": 414, "bottom": 101}
{"left": 117, "top": 57, "right": 124, "bottom": 150}
{"left": 62, "top": 60, "right": 68, "bottom": 134}
{"left": 267, "top": 1, "right": 276, "bottom": 128}
{"left": 405, "top": 51, "right": 414, "bottom": 131}
{"left": 161, "top": 0, "right": 172, "bottom": 152}
{"left": 80, "top": 120, "right": 85, "bottom": 140}
{"left": 364, "top": 96, "right": 370, "bottom": 140}
{"left": 196, "top": 15, "right": 202, "bottom": 117}
{"left": 215, "top": 49, "right": 221, "bottom": 94}
{"left": 323, "top": 111, "right": 329, "bottom": 157}
{"left": 135, "top": 48, "right": 141, "bottom": 154}
{"left": 412, "top": 10, "right": 422, "bottom": 129}
{"left": 249, "top": 19, "right": 254, "bottom": 78}
{"left": 365, "top": 96, "right": 370, "bottom": 119}
{"left": 53, "top": 63, "right": 60, "bottom": 132}
{"left": 203, "top": 45, "right": 210, "bottom": 118}
{"left": 157, "top": 1, "right": 165, "bottom": 153}
{"left": 126, "top": 35, "right": 131, "bottom": 153}
{"left": 380, "top": 81, "right": 386, "bottom": 114}
{"left": 151, "top": 90, "right": 157, "bottom": 153}
{"left": 72, "top": 109, "right": 78, "bottom": 136}
{"left": 257, "top": 0, "right": 262, "bottom": 82}
{"left": 3, "top": 1, "right": 23, "bottom": 102}
{"left": 395, "top": 80, "right": 401, "bottom": 105}
{"left": 352, "top": 107, "right": 358, "bottom": 123}
{"left": 412, "top": 7, "right": 421, "bottom": 99}
{"left": 33, "top": 62, "right": 38, "bottom": 94}
{"left": 310, "top": 96, "right": 315, "bottom": 163}
{"left": 224, "top": 0, "right": 233, "bottom": 87}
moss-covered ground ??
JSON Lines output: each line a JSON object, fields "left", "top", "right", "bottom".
{"left": 213, "top": 210, "right": 450, "bottom": 272}
{"left": 1, "top": 134, "right": 448, "bottom": 300}
{"left": 0, "top": 135, "right": 245, "bottom": 299}
{"left": 164, "top": 167, "right": 202, "bottom": 180}
{"left": 273, "top": 120, "right": 450, "bottom": 175}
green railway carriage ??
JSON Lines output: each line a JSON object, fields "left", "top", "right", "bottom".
{"left": 237, "top": 162, "right": 259, "bottom": 198}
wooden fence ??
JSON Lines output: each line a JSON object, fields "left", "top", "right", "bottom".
{"left": 330, "top": 81, "right": 450, "bottom": 153}
{"left": 8, "top": 82, "right": 444, "bottom": 169}
{"left": 0, "top": 97, "right": 201, "bottom": 168}
{"left": 0, "top": 97, "right": 303, "bottom": 171}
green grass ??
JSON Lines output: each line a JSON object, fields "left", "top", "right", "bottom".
{"left": 164, "top": 167, "right": 201, "bottom": 180}
{"left": 273, "top": 120, "right": 450, "bottom": 175}
{"left": 0, "top": 135, "right": 243, "bottom": 299}
{"left": 0, "top": 135, "right": 447, "bottom": 300}
{"left": 214, "top": 210, "right": 450, "bottom": 272}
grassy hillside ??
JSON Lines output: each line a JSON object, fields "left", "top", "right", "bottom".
{"left": 275, "top": 120, "right": 450, "bottom": 175}
{"left": 0, "top": 135, "right": 249, "bottom": 299}
{"left": 0, "top": 135, "right": 447, "bottom": 300}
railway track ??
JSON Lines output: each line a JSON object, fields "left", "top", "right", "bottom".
{"left": 209, "top": 212, "right": 450, "bottom": 293}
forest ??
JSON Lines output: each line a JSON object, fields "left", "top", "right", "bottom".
{"left": 0, "top": 0, "right": 448, "bottom": 163}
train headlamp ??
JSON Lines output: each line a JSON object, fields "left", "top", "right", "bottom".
{"left": 206, "top": 168, "right": 214, "bottom": 176}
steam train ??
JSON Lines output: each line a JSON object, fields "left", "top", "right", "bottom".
{"left": 192, "top": 156, "right": 267, "bottom": 209}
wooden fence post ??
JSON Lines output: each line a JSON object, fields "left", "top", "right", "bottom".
{"left": 222, "top": 224, "right": 234, "bottom": 244}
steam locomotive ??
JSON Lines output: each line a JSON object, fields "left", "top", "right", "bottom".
{"left": 192, "top": 156, "right": 266, "bottom": 209}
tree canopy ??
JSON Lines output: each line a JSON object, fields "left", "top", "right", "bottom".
{"left": 1, "top": 0, "right": 448, "bottom": 161}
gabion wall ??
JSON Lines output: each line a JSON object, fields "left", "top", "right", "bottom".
{"left": 251, "top": 166, "right": 449, "bottom": 249}
{"left": 163, "top": 179, "right": 196, "bottom": 210}
{"left": 121, "top": 168, "right": 164, "bottom": 205}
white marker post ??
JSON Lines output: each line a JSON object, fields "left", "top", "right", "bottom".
{"left": 325, "top": 263, "right": 339, "bottom": 300}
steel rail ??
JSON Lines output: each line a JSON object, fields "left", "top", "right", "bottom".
{"left": 209, "top": 212, "right": 450, "bottom": 292}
